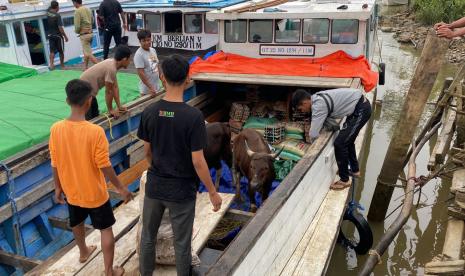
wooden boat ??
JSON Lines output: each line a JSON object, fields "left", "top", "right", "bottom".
{"left": 0, "top": 0, "right": 130, "bottom": 69}
{"left": 2, "top": 0, "right": 382, "bottom": 274}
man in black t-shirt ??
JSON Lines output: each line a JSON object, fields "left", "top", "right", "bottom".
{"left": 137, "top": 55, "right": 222, "bottom": 276}
{"left": 98, "top": 0, "right": 127, "bottom": 60}
{"left": 47, "top": 0, "right": 68, "bottom": 70}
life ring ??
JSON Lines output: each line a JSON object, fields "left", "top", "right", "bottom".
{"left": 338, "top": 209, "right": 373, "bottom": 255}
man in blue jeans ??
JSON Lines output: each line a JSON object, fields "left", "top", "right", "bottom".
{"left": 292, "top": 88, "right": 372, "bottom": 190}
{"left": 137, "top": 55, "right": 222, "bottom": 276}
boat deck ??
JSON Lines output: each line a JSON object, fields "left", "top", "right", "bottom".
{"left": 28, "top": 190, "right": 234, "bottom": 276}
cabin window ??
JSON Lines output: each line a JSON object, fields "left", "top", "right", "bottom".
{"left": 185, "top": 14, "right": 202, "bottom": 33}
{"left": 165, "top": 12, "right": 182, "bottom": 33}
{"left": 275, "top": 19, "right": 300, "bottom": 43}
{"left": 224, "top": 20, "right": 247, "bottom": 43}
{"left": 62, "top": 17, "right": 74, "bottom": 27}
{"left": 0, "top": 23, "right": 9, "bottom": 47}
{"left": 204, "top": 16, "right": 218, "bottom": 34}
{"left": 127, "top": 13, "right": 138, "bottom": 32}
{"left": 145, "top": 14, "right": 161, "bottom": 33}
{"left": 13, "top": 22, "right": 24, "bottom": 45}
{"left": 248, "top": 20, "right": 272, "bottom": 43}
{"left": 302, "top": 19, "right": 329, "bottom": 44}
{"left": 331, "top": 19, "right": 358, "bottom": 44}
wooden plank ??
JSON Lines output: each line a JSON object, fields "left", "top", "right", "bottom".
{"left": 109, "top": 131, "right": 138, "bottom": 156}
{"left": 0, "top": 149, "right": 50, "bottom": 187}
{"left": 108, "top": 160, "right": 148, "bottom": 191}
{"left": 279, "top": 191, "right": 328, "bottom": 275}
{"left": 224, "top": 209, "right": 255, "bottom": 224}
{"left": 191, "top": 73, "right": 354, "bottom": 88}
{"left": 81, "top": 193, "right": 235, "bottom": 276}
{"left": 0, "top": 250, "right": 42, "bottom": 272}
{"left": 425, "top": 259, "right": 465, "bottom": 275}
{"left": 192, "top": 193, "right": 235, "bottom": 254}
{"left": 48, "top": 216, "right": 92, "bottom": 232}
{"left": 129, "top": 146, "right": 146, "bottom": 167}
{"left": 292, "top": 190, "right": 348, "bottom": 276}
{"left": 127, "top": 140, "right": 144, "bottom": 155}
{"left": 434, "top": 101, "right": 457, "bottom": 164}
{"left": 36, "top": 195, "right": 141, "bottom": 276}
{"left": 451, "top": 169, "right": 465, "bottom": 194}
{"left": 0, "top": 179, "right": 54, "bottom": 224}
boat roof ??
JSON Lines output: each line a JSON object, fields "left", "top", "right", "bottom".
{"left": 0, "top": 0, "right": 128, "bottom": 21}
{"left": 207, "top": 0, "right": 376, "bottom": 20}
{"left": 121, "top": 0, "right": 248, "bottom": 10}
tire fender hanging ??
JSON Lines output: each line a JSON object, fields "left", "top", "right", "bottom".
{"left": 338, "top": 209, "right": 373, "bottom": 255}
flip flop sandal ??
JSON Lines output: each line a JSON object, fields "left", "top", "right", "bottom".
{"left": 330, "top": 181, "right": 351, "bottom": 190}
{"left": 79, "top": 245, "right": 97, "bottom": 263}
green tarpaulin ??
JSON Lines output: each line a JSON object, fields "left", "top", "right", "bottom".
{"left": 0, "top": 62, "right": 38, "bottom": 84}
{"left": 0, "top": 70, "right": 140, "bottom": 161}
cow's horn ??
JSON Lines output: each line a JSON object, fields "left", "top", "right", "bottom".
{"left": 245, "top": 140, "right": 255, "bottom": 157}
{"left": 270, "top": 146, "right": 284, "bottom": 159}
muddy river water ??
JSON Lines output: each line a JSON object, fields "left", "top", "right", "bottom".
{"left": 327, "top": 5, "right": 458, "bottom": 276}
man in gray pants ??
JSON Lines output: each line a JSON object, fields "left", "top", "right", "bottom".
{"left": 137, "top": 55, "right": 222, "bottom": 276}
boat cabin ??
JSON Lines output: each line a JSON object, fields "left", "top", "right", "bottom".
{"left": 0, "top": 0, "right": 109, "bottom": 68}
{"left": 121, "top": 0, "right": 247, "bottom": 51}
{"left": 207, "top": 0, "right": 378, "bottom": 61}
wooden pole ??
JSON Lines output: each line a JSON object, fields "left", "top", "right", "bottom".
{"left": 367, "top": 29, "right": 449, "bottom": 221}
{"left": 457, "top": 83, "right": 465, "bottom": 147}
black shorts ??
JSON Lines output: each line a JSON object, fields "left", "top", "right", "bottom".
{"left": 85, "top": 96, "right": 99, "bottom": 121}
{"left": 49, "top": 35, "right": 64, "bottom": 54}
{"left": 67, "top": 200, "right": 115, "bottom": 230}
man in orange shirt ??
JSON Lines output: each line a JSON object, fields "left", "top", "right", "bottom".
{"left": 49, "top": 79, "right": 132, "bottom": 276}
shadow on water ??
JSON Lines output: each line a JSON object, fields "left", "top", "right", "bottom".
{"left": 327, "top": 4, "right": 458, "bottom": 276}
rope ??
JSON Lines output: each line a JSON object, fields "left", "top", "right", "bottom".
{"left": 0, "top": 162, "right": 25, "bottom": 255}
{"left": 103, "top": 113, "right": 114, "bottom": 140}
{"left": 407, "top": 175, "right": 428, "bottom": 187}
{"left": 377, "top": 176, "right": 405, "bottom": 188}
{"left": 369, "top": 249, "right": 382, "bottom": 264}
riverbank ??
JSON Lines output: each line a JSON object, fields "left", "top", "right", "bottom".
{"left": 380, "top": 11, "right": 465, "bottom": 63}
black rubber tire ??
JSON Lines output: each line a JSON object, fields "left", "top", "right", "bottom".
{"left": 338, "top": 210, "right": 373, "bottom": 255}
{"left": 378, "top": 63, "right": 386, "bottom": 85}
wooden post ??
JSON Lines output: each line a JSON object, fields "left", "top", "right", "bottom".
{"left": 367, "top": 29, "right": 449, "bottom": 221}
{"left": 457, "top": 83, "right": 465, "bottom": 147}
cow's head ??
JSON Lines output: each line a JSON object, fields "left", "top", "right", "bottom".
{"left": 245, "top": 140, "right": 283, "bottom": 191}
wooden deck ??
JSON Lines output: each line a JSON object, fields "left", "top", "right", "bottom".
{"left": 28, "top": 191, "right": 234, "bottom": 276}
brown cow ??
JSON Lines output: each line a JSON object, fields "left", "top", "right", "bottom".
{"left": 204, "top": 122, "right": 232, "bottom": 189}
{"left": 232, "top": 129, "right": 282, "bottom": 212}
